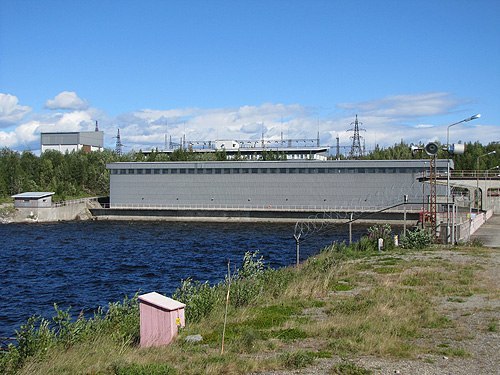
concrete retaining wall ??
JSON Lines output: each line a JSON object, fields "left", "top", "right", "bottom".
{"left": 13, "top": 203, "right": 92, "bottom": 222}
{"left": 90, "top": 207, "right": 420, "bottom": 224}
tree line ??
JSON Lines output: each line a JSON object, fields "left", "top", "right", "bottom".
{"left": 0, "top": 141, "right": 498, "bottom": 202}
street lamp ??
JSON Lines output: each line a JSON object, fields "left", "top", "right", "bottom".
{"left": 476, "top": 150, "right": 497, "bottom": 210}
{"left": 445, "top": 114, "right": 481, "bottom": 243}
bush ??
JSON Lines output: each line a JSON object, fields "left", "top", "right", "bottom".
{"left": 400, "top": 228, "right": 433, "bottom": 249}
{"left": 230, "top": 251, "right": 266, "bottom": 307}
{"left": 367, "top": 224, "right": 394, "bottom": 250}
{"left": 172, "top": 279, "right": 220, "bottom": 323}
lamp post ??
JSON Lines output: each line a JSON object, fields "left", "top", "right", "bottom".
{"left": 476, "top": 150, "right": 497, "bottom": 210}
{"left": 445, "top": 114, "right": 481, "bottom": 244}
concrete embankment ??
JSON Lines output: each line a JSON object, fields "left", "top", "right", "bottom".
{"left": 0, "top": 199, "right": 100, "bottom": 224}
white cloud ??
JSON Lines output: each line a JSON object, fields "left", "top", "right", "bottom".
{"left": 338, "top": 92, "right": 461, "bottom": 119}
{"left": 3, "top": 91, "right": 498, "bottom": 154}
{"left": 0, "top": 93, "right": 31, "bottom": 127}
{"left": 45, "top": 91, "right": 89, "bottom": 110}
{"left": 0, "top": 121, "right": 40, "bottom": 149}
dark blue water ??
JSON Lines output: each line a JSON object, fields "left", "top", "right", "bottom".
{"left": 0, "top": 220, "right": 371, "bottom": 339}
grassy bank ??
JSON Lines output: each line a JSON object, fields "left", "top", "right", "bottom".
{"left": 1, "top": 229, "right": 497, "bottom": 374}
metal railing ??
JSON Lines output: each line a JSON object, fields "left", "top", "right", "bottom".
{"left": 52, "top": 197, "right": 99, "bottom": 208}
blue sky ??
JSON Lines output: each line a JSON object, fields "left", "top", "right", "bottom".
{"left": 1, "top": 0, "right": 499, "bottom": 152}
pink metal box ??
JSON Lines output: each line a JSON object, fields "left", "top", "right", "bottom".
{"left": 138, "top": 292, "right": 186, "bottom": 347}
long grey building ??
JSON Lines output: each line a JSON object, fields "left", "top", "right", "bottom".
{"left": 106, "top": 160, "right": 448, "bottom": 215}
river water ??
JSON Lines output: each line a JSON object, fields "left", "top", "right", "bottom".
{"left": 0, "top": 220, "right": 372, "bottom": 339}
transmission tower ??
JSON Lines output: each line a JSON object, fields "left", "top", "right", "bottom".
{"left": 115, "top": 129, "right": 124, "bottom": 156}
{"left": 347, "top": 115, "right": 366, "bottom": 159}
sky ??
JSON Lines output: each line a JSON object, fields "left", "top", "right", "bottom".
{"left": 1, "top": 0, "right": 499, "bottom": 154}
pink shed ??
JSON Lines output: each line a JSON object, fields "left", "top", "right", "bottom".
{"left": 138, "top": 292, "right": 186, "bottom": 348}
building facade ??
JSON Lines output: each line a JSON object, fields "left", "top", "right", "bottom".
{"left": 107, "top": 160, "right": 448, "bottom": 211}
{"left": 41, "top": 131, "right": 104, "bottom": 153}
{"left": 11, "top": 192, "right": 55, "bottom": 208}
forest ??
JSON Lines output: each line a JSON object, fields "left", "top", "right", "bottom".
{"left": 0, "top": 141, "right": 498, "bottom": 202}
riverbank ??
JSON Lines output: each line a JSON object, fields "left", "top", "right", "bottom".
{"left": 3, "top": 240, "right": 498, "bottom": 374}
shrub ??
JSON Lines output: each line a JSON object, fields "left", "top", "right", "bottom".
{"left": 400, "top": 228, "right": 433, "bottom": 249}
{"left": 230, "top": 251, "right": 266, "bottom": 307}
{"left": 367, "top": 224, "right": 394, "bottom": 250}
{"left": 172, "top": 278, "right": 219, "bottom": 323}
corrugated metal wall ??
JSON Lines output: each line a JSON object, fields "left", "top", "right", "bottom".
{"left": 108, "top": 160, "right": 447, "bottom": 210}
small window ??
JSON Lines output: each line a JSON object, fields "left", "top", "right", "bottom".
{"left": 242, "top": 168, "right": 249, "bottom": 174}
{"left": 136, "top": 169, "right": 143, "bottom": 174}
{"left": 153, "top": 169, "right": 160, "bottom": 174}
{"left": 298, "top": 168, "right": 306, "bottom": 173}
{"left": 251, "top": 168, "right": 259, "bottom": 174}
{"left": 170, "top": 169, "right": 178, "bottom": 174}
{"left": 270, "top": 168, "right": 277, "bottom": 173}
{"left": 214, "top": 169, "right": 222, "bottom": 174}
{"left": 188, "top": 169, "right": 195, "bottom": 174}
{"left": 179, "top": 169, "right": 186, "bottom": 174}
{"left": 318, "top": 168, "right": 325, "bottom": 173}
{"left": 223, "top": 168, "right": 231, "bottom": 174}
{"left": 162, "top": 169, "right": 168, "bottom": 174}
{"left": 280, "top": 168, "right": 287, "bottom": 173}
{"left": 260, "top": 168, "right": 268, "bottom": 174}
{"left": 145, "top": 169, "right": 152, "bottom": 174}
{"left": 128, "top": 169, "right": 135, "bottom": 174}
{"left": 120, "top": 169, "right": 127, "bottom": 174}
{"left": 205, "top": 169, "right": 213, "bottom": 174}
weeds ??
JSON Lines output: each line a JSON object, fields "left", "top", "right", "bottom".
{"left": 330, "top": 360, "right": 373, "bottom": 374}
{"left": 280, "top": 350, "right": 315, "bottom": 369}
